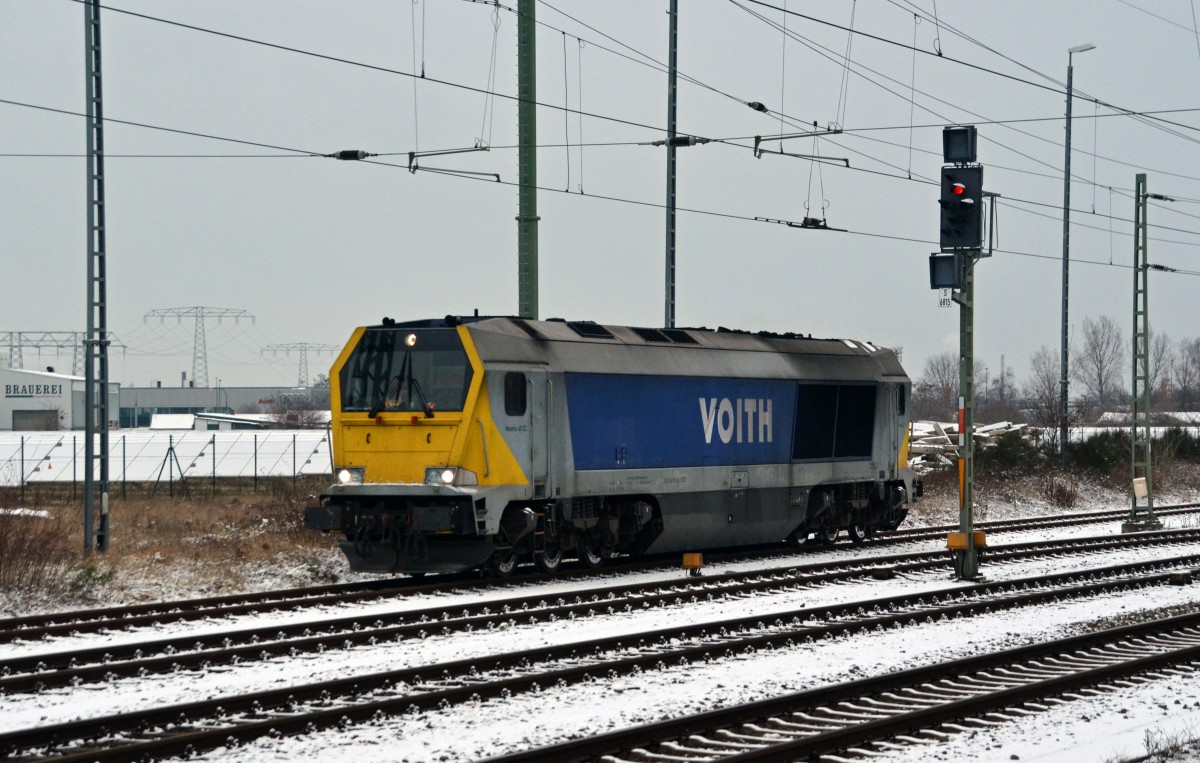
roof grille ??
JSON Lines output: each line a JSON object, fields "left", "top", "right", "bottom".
{"left": 510, "top": 318, "right": 543, "bottom": 339}
{"left": 631, "top": 327, "right": 670, "bottom": 343}
{"left": 661, "top": 329, "right": 698, "bottom": 344}
{"left": 567, "top": 321, "right": 615, "bottom": 339}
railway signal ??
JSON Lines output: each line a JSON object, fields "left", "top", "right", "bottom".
{"left": 939, "top": 166, "right": 983, "bottom": 251}
{"left": 931, "top": 125, "right": 989, "bottom": 582}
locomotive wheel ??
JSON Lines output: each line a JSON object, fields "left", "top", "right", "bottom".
{"left": 534, "top": 540, "right": 563, "bottom": 573}
{"left": 847, "top": 524, "right": 867, "bottom": 544}
{"left": 576, "top": 539, "right": 606, "bottom": 569}
{"left": 817, "top": 526, "right": 839, "bottom": 545}
{"left": 488, "top": 549, "right": 519, "bottom": 578}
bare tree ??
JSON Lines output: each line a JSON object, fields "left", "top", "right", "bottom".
{"left": 1174, "top": 337, "right": 1200, "bottom": 411}
{"left": 910, "top": 351, "right": 989, "bottom": 421}
{"left": 1148, "top": 332, "right": 1175, "bottom": 407}
{"left": 1072, "top": 315, "right": 1125, "bottom": 409}
{"left": 269, "top": 397, "right": 329, "bottom": 429}
{"left": 911, "top": 351, "right": 958, "bottom": 420}
{"left": 1024, "top": 346, "right": 1060, "bottom": 429}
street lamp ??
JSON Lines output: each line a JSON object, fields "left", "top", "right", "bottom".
{"left": 1059, "top": 42, "right": 1095, "bottom": 466}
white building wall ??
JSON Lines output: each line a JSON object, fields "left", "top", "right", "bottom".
{"left": 0, "top": 367, "right": 77, "bottom": 431}
{"left": 1, "top": 366, "right": 118, "bottom": 431}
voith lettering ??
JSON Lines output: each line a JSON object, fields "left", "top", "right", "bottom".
{"left": 699, "top": 397, "right": 773, "bottom": 444}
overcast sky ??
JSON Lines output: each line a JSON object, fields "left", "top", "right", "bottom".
{"left": 2, "top": 0, "right": 1199, "bottom": 392}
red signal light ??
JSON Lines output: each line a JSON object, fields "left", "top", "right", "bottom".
{"left": 951, "top": 182, "right": 966, "bottom": 196}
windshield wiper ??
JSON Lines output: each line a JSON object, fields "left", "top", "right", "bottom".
{"left": 367, "top": 350, "right": 409, "bottom": 418}
{"left": 367, "top": 375, "right": 400, "bottom": 419}
{"left": 409, "top": 376, "right": 433, "bottom": 417}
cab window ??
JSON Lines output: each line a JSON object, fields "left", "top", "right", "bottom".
{"left": 504, "top": 372, "right": 527, "bottom": 416}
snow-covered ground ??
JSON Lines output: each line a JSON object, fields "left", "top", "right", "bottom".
{"left": 3, "top": 502, "right": 1200, "bottom": 762}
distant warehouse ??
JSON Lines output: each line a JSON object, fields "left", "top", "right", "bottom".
{"left": 0, "top": 364, "right": 116, "bottom": 431}
{"left": 0, "top": 360, "right": 328, "bottom": 432}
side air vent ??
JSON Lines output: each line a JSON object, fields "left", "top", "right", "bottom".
{"left": 567, "top": 321, "right": 615, "bottom": 339}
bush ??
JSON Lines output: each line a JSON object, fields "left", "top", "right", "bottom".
{"left": 1040, "top": 473, "right": 1079, "bottom": 508}
{"left": 0, "top": 509, "right": 74, "bottom": 596}
{"left": 1160, "top": 427, "right": 1200, "bottom": 460}
{"left": 1069, "top": 430, "right": 1131, "bottom": 478}
{"left": 975, "top": 431, "right": 1046, "bottom": 475}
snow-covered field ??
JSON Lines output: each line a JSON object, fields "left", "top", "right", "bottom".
{"left": 3, "top": 494, "right": 1200, "bottom": 762}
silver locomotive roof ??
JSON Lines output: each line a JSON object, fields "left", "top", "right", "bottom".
{"left": 417, "top": 316, "right": 910, "bottom": 383}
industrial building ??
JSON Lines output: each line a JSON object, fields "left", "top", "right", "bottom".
{"left": 116, "top": 384, "right": 330, "bottom": 429}
{"left": 0, "top": 360, "right": 327, "bottom": 431}
{"left": 0, "top": 363, "right": 118, "bottom": 431}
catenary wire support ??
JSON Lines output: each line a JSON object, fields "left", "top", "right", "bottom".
{"left": 516, "top": 0, "right": 539, "bottom": 320}
{"left": 752, "top": 126, "right": 845, "bottom": 159}
{"left": 404, "top": 145, "right": 492, "bottom": 177}
{"left": 1124, "top": 173, "right": 1166, "bottom": 533}
{"left": 664, "top": 0, "right": 679, "bottom": 329}
{"left": 1060, "top": 42, "right": 1096, "bottom": 467}
{"left": 83, "top": 0, "right": 110, "bottom": 553}
{"left": 753, "top": 216, "right": 847, "bottom": 232}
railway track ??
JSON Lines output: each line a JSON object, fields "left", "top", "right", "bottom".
{"left": 4, "top": 529, "right": 1200, "bottom": 695}
{"left": 3, "top": 502, "right": 1197, "bottom": 645}
{"left": 490, "top": 610, "right": 1200, "bottom": 762}
{"left": 7, "top": 527, "right": 1200, "bottom": 695}
{"left": 1, "top": 553, "right": 1196, "bottom": 762}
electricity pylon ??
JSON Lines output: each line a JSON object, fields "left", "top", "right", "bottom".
{"left": 262, "top": 343, "right": 339, "bottom": 387}
{"left": 145, "top": 307, "right": 253, "bottom": 388}
{"left": 1, "top": 331, "right": 124, "bottom": 375}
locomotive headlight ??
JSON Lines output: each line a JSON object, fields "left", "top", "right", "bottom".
{"left": 423, "top": 467, "right": 478, "bottom": 486}
{"left": 336, "top": 467, "right": 365, "bottom": 485}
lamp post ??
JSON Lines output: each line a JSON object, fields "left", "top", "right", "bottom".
{"left": 1059, "top": 42, "right": 1095, "bottom": 467}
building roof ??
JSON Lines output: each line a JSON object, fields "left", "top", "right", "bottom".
{"left": 149, "top": 414, "right": 197, "bottom": 430}
{"left": 0, "top": 366, "right": 83, "bottom": 383}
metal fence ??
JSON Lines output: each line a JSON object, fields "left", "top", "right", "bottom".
{"left": 0, "top": 430, "right": 334, "bottom": 493}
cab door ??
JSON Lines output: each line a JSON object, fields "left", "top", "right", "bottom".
{"left": 497, "top": 368, "right": 549, "bottom": 498}
{"left": 528, "top": 369, "right": 549, "bottom": 498}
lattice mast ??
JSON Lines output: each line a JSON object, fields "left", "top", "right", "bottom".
{"left": 516, "top": 0, "right": 538, "bottom": 319}
{"left": 1127, "top": 173, "right": 1161, "bottom": 531}
{"left": 84, "top": 0, "right": 110, "bottom": 552}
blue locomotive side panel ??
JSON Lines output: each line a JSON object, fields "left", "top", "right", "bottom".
{"left": 565, "top": 373, "right": 797, "bottom": 470}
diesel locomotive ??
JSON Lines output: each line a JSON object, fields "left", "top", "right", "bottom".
{"left": 304, "top": 316, "right": 917, "bottom": 575}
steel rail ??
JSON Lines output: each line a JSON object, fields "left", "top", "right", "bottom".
{"left": 5, "top": 529, "right": 1200, "bottom": 694}
{"left": 484, "top": 614, "right": 1200, "bottom": 762}
{"left": 2, "top": 502, "right": 1196, "bottom": 644}
{"left": 1, "top": 555, "right": 1196, "bottom": 761}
